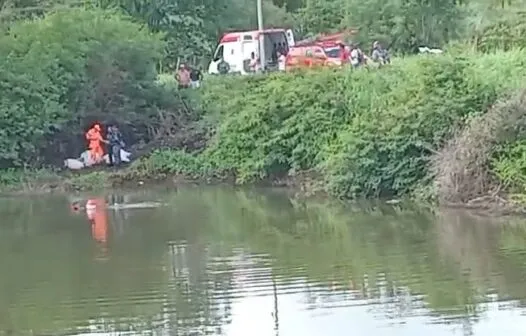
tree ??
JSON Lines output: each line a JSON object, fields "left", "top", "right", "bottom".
{"left": 0, "top": 9, "right": 181, "bottom": 166}
{"left": 295, "top": 0, "right": 466, "bottom": 52}
{"left": 111, "top": 0, "right": 293, "bottom": 66}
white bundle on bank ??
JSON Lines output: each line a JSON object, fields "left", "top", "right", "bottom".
{"left": 64, "top": 158, "right": 85, "bottom": 170}
{"left": 64, "top": 149, "right": 132, "bottom": 170}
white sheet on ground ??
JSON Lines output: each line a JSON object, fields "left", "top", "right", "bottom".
{"left": 78, "top": 149, "right": 131, "bottom": 167}
{"left": 79, "top": 150, "right": 91, "bottom": 165}
{"left": 65, "top": 149, "right": 132, "bottom": 170}
{"left": 64, "top": 158, "right": 85, "bottom": 170}
{"left": 418, "top": 46, "right": 443, "bottom": 54}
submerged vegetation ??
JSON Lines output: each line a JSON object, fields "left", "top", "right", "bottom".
{"left": 1, "top": 0, "right": 526, "bottom": 206}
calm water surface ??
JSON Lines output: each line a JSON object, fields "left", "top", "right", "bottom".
{"left": 1, "top": 188, "right": 526, "bottom": 336}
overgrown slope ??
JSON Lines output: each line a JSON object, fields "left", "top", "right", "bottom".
{"left": 130, "top": 50, "right": 526, "bottom": 199}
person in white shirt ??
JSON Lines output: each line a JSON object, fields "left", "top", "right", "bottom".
{"left": 349, "top": 44, "right": 367, "bottom": 68}
{"left": 249, "top": 52, "right": 260, "bottom": 72}
{"left": 278, "top": 51, "right": 287, "bottom": 71}
{"left": 350, "top": 47, "right": 360, "bottom": 68}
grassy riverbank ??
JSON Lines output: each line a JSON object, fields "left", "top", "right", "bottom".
{"left": 5, "top": 49, "right": 526, "bottom": 208}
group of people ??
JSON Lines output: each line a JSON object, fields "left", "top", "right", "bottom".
{"left": 85, "top": 123, "right": 125, "bottom": 166}
{"left": 175, "top": 63, "right": 203, "bottom": 89}
{"left": 338, "top": 40, "right": 391, "bottom": 68}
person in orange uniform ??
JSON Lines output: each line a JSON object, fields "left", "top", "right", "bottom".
{"left": 86, "top": 198, "right": 109, "bottom": 244}
{"left": 85, "top": 123, "right": 106, "bottom": 164}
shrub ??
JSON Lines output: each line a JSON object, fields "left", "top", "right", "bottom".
{"left": 201, "top": 70, "right": 355, "bottom": 182}
{"left": 0, "top": 9, "right": 190, "bottom": 168}
{"left": 431, "top": 90, "right": 526, "bottom": 203}
{"left": 474, "top": 12, "right": 526, "bottom": 52}
{"left": 134, "top": 49, "right": 526, "bottom": 199}
{"left": 195, "top": 51, "right": 526, "bottom": 197}
{"left": 323, "top": 57, "right": 489, "bottom": 198}
{"left": 125, "top": 149, "right": 216, "bottom": 180}
{"left": 491, "top": 139, "right": 526, "bottom": 193}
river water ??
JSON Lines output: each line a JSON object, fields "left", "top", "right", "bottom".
{"left": 1, "top": 187, "right": 526, "bottom": 336}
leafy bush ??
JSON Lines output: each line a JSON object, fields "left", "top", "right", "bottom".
{"left": 473, "top": 12, "right": 526, "bottom": 52}
{"left": 201, "top": 70, "right": 355, "bottom": 182}
{"left": 126, "top": 149, "right": 218, "bottom": 180}
{"left": 487, "top": 91, "right": 526, "bottom": 196}
{"left": 491, "top": 140, "right": 526, "bottom": 193}
{"left": 431, "top": 90, "right": 526, "bottom": 204}
{"left": 0, "top": 9, "right": 190, "bottom": 167}
{"left": 183, "top": 50, "right": 526, "bottom": 198}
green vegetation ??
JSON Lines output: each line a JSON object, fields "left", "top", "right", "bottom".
{"left": 0, "top": 8, "right": 196, "bottom": 169}
{"left": 2, "top": 0, "right": 526, "bottom": 204}
{"left": 127, "top": 50, "right": 526, "bottom": 203}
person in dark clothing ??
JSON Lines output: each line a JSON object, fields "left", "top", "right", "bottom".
{"left": 189, "top": 66, "right": 203, "bottom": 88}
{"left": 271, "top": 43, "right": 278, "bottom": 64}
{"left": 107, "top": 125, "right": 125, "bottom": 166}
{"left": 106, "top": 125, "right": 114, "bottom": 166}
{"left": 371, "top": 41, "right": 390, "bottom": 66}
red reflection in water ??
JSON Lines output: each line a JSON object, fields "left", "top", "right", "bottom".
{"left": 86, "top": 198, "right": 109, "bottom": 260}
{"left": 86, "top": 198, "right": 108, "bottom": 243}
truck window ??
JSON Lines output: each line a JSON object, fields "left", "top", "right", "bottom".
{"left": 324, "top": 47, "right": 340, "bottom": 58}
{"left": 313, "top": 47, "right": 325, "bottom": 58}
{"left": 213, "top": 45, "right": 224, "bottom": 62}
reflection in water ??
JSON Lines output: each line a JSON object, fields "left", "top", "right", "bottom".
{"left": 1, "top": 189, "right": 526, "bottom": 335}
{"left": 86, "top": 198, "right": 109, "bottom": 244}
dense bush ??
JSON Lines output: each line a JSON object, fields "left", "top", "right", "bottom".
{"left": 132, "top": 49, "right": 526, "bottom": 199}
{"left": 473, "top": 12, "right": 526, "bottom": 52}
{"left": 0, "top": 9, "right": 194, "bottom": 168}
{"left": 431, "top": 90, "right": 526, "bottom": 204}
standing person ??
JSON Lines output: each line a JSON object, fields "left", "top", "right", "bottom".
{"left": 106, "top": 125, "right": 113, "bottom": 166}
{"left": 371, "top": 41, "right": 390, "bottom": 65}
{"left": 349, "top": 44, "right": 360, "bottom": 68}
{"left": 189, "top": 66, "right": 203, "bottom": 88}
{"left": 357, "top": 46, "right": 367, "bottom": 66}
{"left": 249, "top": 52, "right": 260, "bottom": 73}
{"left": 85, "top": 123, "right": 107, "bottom": 165}
{"left": 278, "top": 50, "right": 287, "bottom": 71}
{"left": 175, "top": 64, "right": 190, "bottom": 89}
{"left": 107, "top": 125, "right": 125, "bottom": 167}
{"left": 271, "top": 43, "right": 278, "bottom": 64}
{"left": 339, "top": 43, "right": 349, "bottom": 65}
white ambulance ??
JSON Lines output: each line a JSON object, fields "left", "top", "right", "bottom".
{"left": 208, "top": 28, "right": 295, "bottom": 75}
